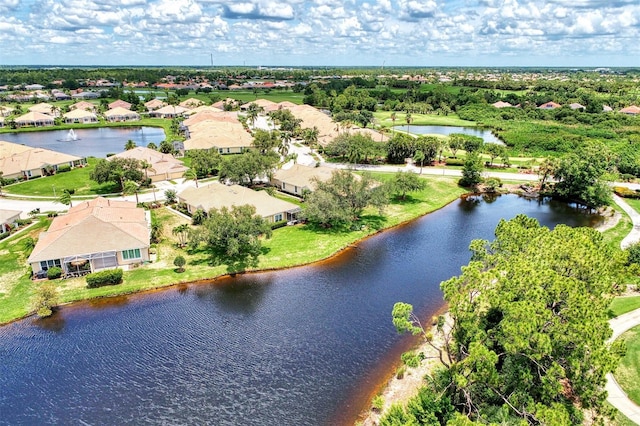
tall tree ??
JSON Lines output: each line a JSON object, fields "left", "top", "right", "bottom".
{"left": 392, "top": 171, "right": 427, "bottom": 200}
{"left": 122, "top": 180, "right": 140, "bottom": 204}
{"left": 90, "top": 157, "right": 142, "bottom": 191}
{"left": 183, "top": 168, "right": 199, "bottom": 188}
{"left": 459, "top": 153, "right": 483, "bottom": 188}
{"left": 124, "top": 139, "right": 137, "bottom": 150}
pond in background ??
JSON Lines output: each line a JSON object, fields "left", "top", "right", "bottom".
{"left": 393, "top": 125, "right": 504, "bottom": 144}
{"left": 0, "top": 127, "right": 166, "bottom": 158}
{"left": 0, "top": 195, "right": 602, "bottom": 425}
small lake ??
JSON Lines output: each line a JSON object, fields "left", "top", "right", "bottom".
{"left": 393, "top": 125, "right": 504, "bottom": 144}
{"left": 0, "top": 127, "right": 166, "bottom": 158}
{"left": 0, "top": 195, "right": 602, "bottom": 425}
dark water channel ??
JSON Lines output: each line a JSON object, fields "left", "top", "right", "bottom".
{"left": 0, "top": 195, "right": 602, "bottom": 425}
{"left": 0, "top": 127, "right": 166, "bottom": 158}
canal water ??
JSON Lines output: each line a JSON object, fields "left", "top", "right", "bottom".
{"left": 0, "top": 127, "right": 166, "bottom": 158}
{"left": 393, "top": 125, "right": 504, "bottom": 144}
{"left": 0, "top": 195, "right": 601, "bottom": 425}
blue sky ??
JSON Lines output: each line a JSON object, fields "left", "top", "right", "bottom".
{"left": 1, "top": 0, "right": 638, "bottom": 67}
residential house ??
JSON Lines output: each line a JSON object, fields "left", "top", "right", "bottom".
{"left": 28, "top": 103, "right": 58, "bottom": 116}
{"left": 63, "top": 109, "right": 98, "bottom": 124}
{"left": 27, "top": 197, "right": 151, "bottom": 275}
{"left": 0, "top": 140, "right": 86, "bottom": 180}
{"left": 24, "top": 84, "right": 44, "bottom": 91}
{"left": 144, "top": 99, "right": 166, "bottom": 112}
{"left": 603, "top": 105, "right": 613, "bottom": 112}
{"left": 108, "top": 99, "right": 132, "bottom": 110}
{"left": 0, "top": 106, "right": 14, "bottom": 117}
{"left": 0, "top": 209, "right": 21, "bottom": 234}
{"left": 104, "top": 107, "right": 140, "bottom": 122}
{"left": 179, "top": 98, "right": 204, "bottom": 109}
{"left": 71, "top": 91, "right": 100, "bottom": 100}
{"left": 538, "top": 102, "right": 562, "bottom": 109}
{"left": 70, "top": 101, "right": 96, "bottom": 111}
{"left": 271, "top": 164, "right": 338, "bottom": 196}
{"left": 569, "top": 103, "right": 585, "bottom": 110}
{"left": 109, "top": 147, "right": 188, "bottom": 182}
{"left": 178, "top": 183, "right": 301, "bottom": 223}
{"left": 14, "top": 111, "right": 55, "bottom": 127}
{"left": 240, "top": 99, "right": 280, "bottom": 113}
{"left": 492, "top": 101, "right": 513, "bottom": 108}
{"left": 620, "top": 105, "right": 640, "bottom": 115}
{"left": 183, "top": 120, "right": 253, "bottom": 154}
{"left": 149, "top": 105, "right": 189, "bottom": 119}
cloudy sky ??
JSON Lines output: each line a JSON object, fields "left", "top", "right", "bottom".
{"left": 1, "top": 0, "right": 638, "bottom": 67}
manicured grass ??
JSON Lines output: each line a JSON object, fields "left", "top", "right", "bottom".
{"left": 601, "top": 202, "right": 634, "bottom": 250}
{"left": 373, "top": 111, "right": 476, "bottom": 128}
{"left": 614, "top": 325, "right": 640, "bottom": 406}
{"left": 0, "top": 176, "right": 466, "bottom": 325}
{"left": 5, "top": 157, "right": 120, "bottom": 197}
{"left": 609, "top": 296, "right": 640, "bottom": 318}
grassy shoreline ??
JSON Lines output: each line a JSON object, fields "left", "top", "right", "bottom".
{"left": 0, "top": 175, "right": 466, "bottom": 325}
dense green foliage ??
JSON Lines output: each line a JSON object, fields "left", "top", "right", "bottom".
{"left": 393, "top": 215, "right": 627, "bottom": 425}
{"left": 302, "top": 170, "right": 388, "bottom": 227}
{"left": 86, "top": 269, "right": 124, "bottom": 288}
{"left": 458, "top": 153, "right": 483, "bottom": 188}
{"left": 392, "top": 171, "right": 427, "bottom": 200}
{"left": 46, "top": 266, "right": 62, "bottom": 280}
{"left": 90, "top": 157, "right": 143, "bottom": 191}
{"left": 218, "top": 151, "right": 279, "bottom": 186}
{"left": 32, "top": 281, "right": 59, "bottom": 318}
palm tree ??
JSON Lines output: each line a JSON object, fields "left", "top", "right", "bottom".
{"left": 279, "top": 132, "right": 291, "bottom": 157}
{"left": 405, "top": 112, "right": 412, "bottom": 134}
{"left": 141, "top": 160, "right": 155, "bottom": 180}
{"left": 124, "top": 139, "right": 136, "bottom": 150}
{"left": 413, "top": 150, "right": 425, "bottom": 174}
{"left": 183, "top": 168, "right": 199, "bottom": 188}
{"left": 122, "top": 180, "right": 140, "bottom": 204}
{"left": 390, "top": 112, "right": 397, "bottom": 134}
{"left": 57, "top": 189, "right": 73, "bottom": 208}
{"left": 172, "top": 224, "right": 190, "bottom": 248}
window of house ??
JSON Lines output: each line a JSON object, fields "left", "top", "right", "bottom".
{"left": 122, "top": 248, "right": 141, "bottom": 260}
{"left": 274, "top": 213, "right": 283, "bottom": 222}
{"left": 40, "top": 259, "right": 61, "bottom": 271}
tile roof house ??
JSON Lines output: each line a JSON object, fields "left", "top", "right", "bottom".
{"left": 149, "top": 105, "right": 189, "bottom": 119}
{"left": 179, "top": 98, "right": 204, "bottom": 109}
{"left": 70, "top": 101, "right": 96, "bottom": 111}
{"left": 0, "top": 140, "right": 86, "bottom": 180}
{"left": 13, "top": 111, "right": 55, "bottom": 128}
{"left": 569, "top": 103, "right": 585, "bottom": 110}
{"left": 63, "top": 109, "right": 98, "bottom": 124}
{"left": 109, "top": 147, "right": 188, "bottom": 182}
{"left": 492, "top": 101, "right": 513, "bottom": 108}
{"left": 0, "top": 209, "right": 21, "bottom": 234}
{"left": 271, "top": 164, "right": 339, "bottom": 196}
{"left": 538, "top": 101, "right": 562, "bottom": 109}
{"left": 144, "top": 99, "right": 166, "bottom": 111}
{"left": 104, "top": 107, "right": 140, "bottom": 122}
{"left": 0, "top": 106, "right": 14, "bottom": 117}
{"left": 620, "top": 105, "right": 640, "bottom": 115}
{"left": 27, "top": 197, "right": 151, "bottom": 275}
{"left": 108, "top": 99, "right": 132, "bottom": 110}
{"left": 183, "top": 120, "right": 253, "bottom": 154}
{"left": 178, "top": 183, "right": 301, "bottom": 223}
{"left": 28, "top": 103, "right": 57, "bottom": 116}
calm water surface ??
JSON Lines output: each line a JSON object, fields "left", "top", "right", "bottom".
{"left": 393, "top": 125, "right": 504, "bottom": 144}
{"left": 0, "top": 127, "right": 166, "bottom": 158}
{"left": 0, "top": 195, "right": 602, "bottom": 425}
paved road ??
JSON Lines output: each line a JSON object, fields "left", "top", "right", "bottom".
{"left": 606, "top": 195, "right": 640, "bottom": 425}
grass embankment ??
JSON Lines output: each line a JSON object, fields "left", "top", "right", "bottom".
{"left": 373, "top": 111, "right": 476, "bottom": 128}
{"left": 4, "top": 157, "right": 119, "bottom": 197}
{"left": 609, "top": 296, "right": 640, "bottom": 318}
{"left": 0, "top": 175, "right": 466, "bottom": 325}
{"left": 614, "top": 325, "right": 640, "bottom": 406}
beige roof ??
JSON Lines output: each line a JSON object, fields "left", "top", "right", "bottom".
{"left": 184, "top": 121, "right": 253, "bottom": 151}
{"left": 277, "top": 101, "right": 298, "bottom": 109}
{"left": 492, "top": 101, "right": 512, "bottom": 108}
{"left": 241, "top": 99, "right": 280, "bottom": 112}
{"left": 285, "top": 104, "right": 337, "bottom": 145}
{"left": 110, "top": 147, "right": 187, "bottom": 178}
{"left": 70, "top": 101, "right": 95, "bottom": 111}
{"left": 104, "top": 107, "right": 139, "bottom": 118}
{"left": 179, "top": 98, "right": 204, "bottom": 108}
{"left": 28, "top": 197, "right": 150, "bottom": 263}
{"left": 178, "top": 183, "right": 300, "bottom": 218}
{"left": 14, "top": 111, "right": 55, "bottom": 125}
{"left": 109, "top": 100, "right": 132, "bottom": 110}
{"left": 63, "top": 109, "right": 97, "bottom": 120}
{"left": 212, "top": 98, "right": 239, "bottom": 109}
{"left": 0, "top": 209, "right": 21, "bottom": 224}
{"left": 183, "top": 111, "right": 240, "bottom": 127}
{"left": 620, "top": 105, "right": 640, "bottom": 115}
{"left": 0, "top": 106, "right": 15, "bottom": 117}
{"left": 144, "top": 99, "right": 166, "bottom": 110}
{"left": 0, "top": 141, "right": 83, "bottom": 176}
{"left": 152, "top": 105, "right": 189, "bottom": 116}
{"left": 28, "top": 103, "right": 55, "bottom": 114}
{"left": 186, "top": 105, "right": 224, "bottom": 115}
{"left": 272, "top": 164, "right": 337, "bottom": 190}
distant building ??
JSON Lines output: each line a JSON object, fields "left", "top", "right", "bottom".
{"left": 620, "top": 105, "right": 640, "bottom": 115}
{"left": 538, "top": 102, "right": 562, "bottom": 109}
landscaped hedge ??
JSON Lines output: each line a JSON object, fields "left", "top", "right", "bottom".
{"left": 86, "top": 268, "right": 123, "bottom": 288}
{"left": 47, "top": 267, "right": 62, "bottom": 280}
{"left": 445, "top": 158, "right": 465, "bottom": 166}
{"left": 57, "top": 164, "right": 71, "bottom": 173}
{"left": 613, "top": 186, "right": 640, "bottom": 199}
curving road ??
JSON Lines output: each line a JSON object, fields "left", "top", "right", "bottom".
{"left": 606, "top": 196, "right": 640, "bottom": 425}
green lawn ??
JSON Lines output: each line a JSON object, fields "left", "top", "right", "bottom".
{"left": 373, "top": 111, "right": 476, "bottom": 128}
{"left": 5, "top": 157, "right": 120, "bottom": 197}
{"left": 0, "top": 175, "right": 466, "bottom": 325}
{"left": 609, "top": 296, "right": 640, "bottom": 318}
{"left": 614, "top": 325, "right": 640, "bottom": 406}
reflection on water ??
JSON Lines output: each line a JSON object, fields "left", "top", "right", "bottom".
{"left": 392, "top": 125, "right": 504, "bottom": 144}
{"left": 0, "top": 195, "right": 602, "bottom": 425}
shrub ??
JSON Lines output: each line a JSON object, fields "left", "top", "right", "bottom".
{"left": 86, "top": 268, "right": 123, "bottom": 288}
{"left": 613, "top": 186, "right": 640, "bottom": 199}
{"left": 64, "top": 188, "right": 76, "bottom": 195}
{"left": 371, "top": 395, "right": 384, "bottom": 412}
{"left": 271, "top": 220, "right": 288, "bottom": 230}
{"left": 401, "top": 351, "right": 425, "bottom": 368}
{"left": 46, "top": 266, "right": 63, "bottom": 280}
{"left": 0, "top": 232, "right": 10, "bottom": 241}
{"left": 626, "top": 242, "right": 640, "bottom": 266}
{"left": 174, "top": 255, "right": 186, "bottom": 272}
{"left": 396, "top": 365, "right": 407, "bottom": 380}
{"left": 445, "top": 158, "right": 465, "bottom": 166}
{"left": 57, "top": 164, "right": 72, "bottom": 173}
{"left": 32, "top": 282, "right": 59, "bottom": 318}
